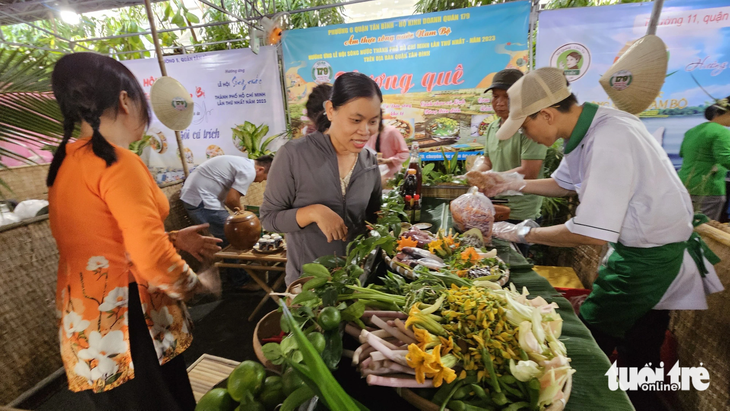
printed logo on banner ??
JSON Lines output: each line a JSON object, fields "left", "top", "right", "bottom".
{"left": 606, "top": 361, "right": 710, "bottom": 392}
{"left": 609, "top": 70, "right": 633, "bottom": 91}
{"left": 550, "top": 43, "right": 591, "bottom": 82}
{"left": 312, "top": 61, "right": 334, "bottom": 84}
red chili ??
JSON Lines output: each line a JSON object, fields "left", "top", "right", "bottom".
{"left": 261, "top": 331, "right": 286, "bottom": 343}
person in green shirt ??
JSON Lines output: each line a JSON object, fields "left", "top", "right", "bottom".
{"left": 474, "top": 69, "right": 548, "bottom": 225}
{"left": 678, "top": 96, "right": 730, "bottom": 220}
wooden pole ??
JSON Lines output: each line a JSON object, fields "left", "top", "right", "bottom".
{"left": 143, "top": 0, "right": 190, "bottom": 177}
{"left": 646, "top": 0, "right": 665, "bottom": 36}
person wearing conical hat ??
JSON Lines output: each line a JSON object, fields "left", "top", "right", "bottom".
{"left": 471, "top": 67, "right": 724, "bottom": 411}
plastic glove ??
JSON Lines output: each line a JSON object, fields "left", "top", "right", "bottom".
{"left": 492, "top": 219, "right": 540, "bottom": 244}
{"left": 466, "top": 170, "right": 526, "bottom": 197}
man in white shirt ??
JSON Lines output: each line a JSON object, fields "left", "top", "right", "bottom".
{"left": 181, "top": 155, "right": 272, "bottom": 289}
{"left": 478, "top": 67, "right": 723, "bottom": 411}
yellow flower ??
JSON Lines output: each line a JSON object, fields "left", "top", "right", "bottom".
{"left": 414, "top": 327, "right": 440, "bottom": 351}
{"left": 406, "top": 343, "right": 438, "bottom": 384}
{"left": 428, "top": 239, "right": 444, "bottom": 254}
{"left": 460, "top": 247, "right": 480, "bottom": 263}
{"left": 438, "top": 335, "right": 455, "bottom": 355}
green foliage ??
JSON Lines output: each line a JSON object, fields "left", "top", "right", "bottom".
{"left": 232, "top": 121, "right": 287, "bottom": 159}
{"left": 422, "top": 150, "right": 465, "bottom": 186}
{"left": 415, "top": 0, "right": 502, "bottom": 14}
{"left": 539, "top": 139, "right": 573, "bottom": 227}
{"left": 129, "top": 134, "right": 152, "bottom": 156}
{"left": 0, "top": 50, "right": 64, "bottom": 163}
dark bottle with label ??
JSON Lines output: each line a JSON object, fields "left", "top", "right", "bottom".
{"left": 407, "top": 142, "right": 422, "bottom": 196}
{"left": 401, "top": 169, "right": 418, "bottom": 198}
{"left": 413, "top": 194, "right": 421, "bottom": 223}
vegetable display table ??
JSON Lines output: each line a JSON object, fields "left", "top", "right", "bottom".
{"left": 214, "top": 245, "right": 287, "bottom": 321}
{"left": 414, "top": 198, "right": 634, "bottom": 410}
{"left": 336, "top": 199, "right": 633, "bottom": 410}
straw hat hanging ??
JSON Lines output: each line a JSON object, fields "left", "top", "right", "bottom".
{"left": 150, "top": 76, "right": 194, "bottom": 131}
{"left": 599, "top": 34, "right": 668, "bottom": 115}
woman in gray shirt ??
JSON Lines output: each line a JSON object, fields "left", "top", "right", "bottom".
{"left": 261, "top": 73, "right": 383, "bottom": 285}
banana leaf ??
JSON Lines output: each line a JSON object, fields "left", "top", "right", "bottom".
{"left": 0, "top": 49, "right": 64, "bottom": 196}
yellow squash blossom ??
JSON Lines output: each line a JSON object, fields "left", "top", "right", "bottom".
{"left": 406, "top": 343, "right": 438, "bottom": 384}
{"left": 414, "top": 327, "right": 440, "bottom": 351}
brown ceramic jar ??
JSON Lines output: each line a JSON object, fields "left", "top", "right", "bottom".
{"left": 223, "top": 208, "right": 261, "bottom": 250}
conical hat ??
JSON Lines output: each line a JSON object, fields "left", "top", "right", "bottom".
{"left": 599, "top": 35, "right": 668, "bottom": 115}
{"left": 150, "top": 76, "right": 194, "bottom": 131}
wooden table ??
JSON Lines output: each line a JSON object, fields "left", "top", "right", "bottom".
{"left": 214, "top": 245, "right": 287, "bottom": 321}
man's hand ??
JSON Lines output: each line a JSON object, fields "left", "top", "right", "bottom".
{"left": 175, "top": 223, "right": 223, "bottom": 261}
{"left": 466, "top": 170, "right": 525, "bottom": 197}
{"left": 492, "top": 220, "right": 539, "bottom": 244}
{"left": 311, "top": 204, "right": 348, "bottom": 242}
{"left": 377, "top": 157, "right": 394, "bottom": 165}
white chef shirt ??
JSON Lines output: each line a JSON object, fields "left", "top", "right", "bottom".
{"left": 180, "top": 155, "right": 255, "bottom": 210}
{"left": 553, "top": 106, "right": 723, "bottom": 310}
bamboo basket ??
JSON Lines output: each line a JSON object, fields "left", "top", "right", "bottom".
{"left": 667, "top": 223, "right": 730, "bottom": 411}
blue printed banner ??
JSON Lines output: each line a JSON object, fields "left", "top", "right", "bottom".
{"left": 536, "top": 0, "right": 730, "bottom": 168}
{"left": 282, "top": 2, "right": 530, "bottom": 159}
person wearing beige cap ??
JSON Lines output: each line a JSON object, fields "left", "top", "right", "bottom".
{"left": 474, "top": 67, "right": 724, "bottom": 410}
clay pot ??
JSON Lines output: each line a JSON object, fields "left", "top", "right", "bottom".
{"left": 224, "top": 208, "right": 261, "bottom": 250}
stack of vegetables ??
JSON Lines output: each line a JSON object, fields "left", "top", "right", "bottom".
{"left": 391, "top": 225, "right": 510, "bottom": 284}
{"left": 344, "top": 277, "right": 575, "bottom": 411}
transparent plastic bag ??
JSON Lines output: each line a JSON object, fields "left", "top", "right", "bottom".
{"left": 450, "top": 186, "right": 496, "bottom": 241}
{"left": 465, "top": 170, "right": 526, "bottom": 197}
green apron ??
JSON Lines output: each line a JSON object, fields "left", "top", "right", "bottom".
{"left": 580, "top": 216, "right": 720, "bottom": 338}
{"left": 564, "top": 105, "right": 720, "bottom": 338}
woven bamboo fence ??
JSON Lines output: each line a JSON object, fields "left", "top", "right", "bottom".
{"left": 0, "top": 164, "right": 50, "bottom": 201}
{"left": 0, "top": 180, "right": 193, "bottom": 404}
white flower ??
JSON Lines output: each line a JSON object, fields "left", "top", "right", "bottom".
{"left": 149, "top": 307, "right": 176, "bottom": 360}
{"left": 510, "top": 359, "right": 542, "bottom": 382}
{"left": 153, "top": 330, "right": 176, "bottom": 360}
{"left": 75, "top": 330, "right": 126, "bottom": 384}
{"left": 150, "top": 307, "right": 174, "bottom": 329}
{"left": 74, "top": 357, "right": 118, "bottom": 385}
{"left": 98, "top": 287, "right": 128, "bottom": 312}
{"left": 63, "top": 311, "right": 90, "bottom": 338}
{"left": 77, "top": 331, "right": 127, "bottom": 364}
{"left": 86, "top": 256, "right": 109, "bottom": 271}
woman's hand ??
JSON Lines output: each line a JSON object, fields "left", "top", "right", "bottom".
{"left": 184, "top": 265, "right": 222, "bottom": 301}
{"left": 311, "top": 204, "right": 348, "bottom": 242}
{"left": 175, "top": 223, "right": 223, "bottom": 261}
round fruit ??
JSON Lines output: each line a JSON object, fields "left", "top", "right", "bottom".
{"left": 195, "top": 388, "right": 236, "bottom": 411}
{"left": 259, "top": 386, "right": 286, "bottom": 411}
{"left": 317, "top": 306, "right": 341, "bottom": 330}
{"left": 282, "top": 366, "right": 306, "bottom": 396}
{"left": 263, "top": 376, "right": 283, "bottom": 392}
{"left": 227, "top": 361, "right": 267, "bottom": 401}
{"left": 235, "top": 400, "right": 265, "bottom": 411}
{"left": 306, "top": 332, "right": 326, "bottom": 354}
